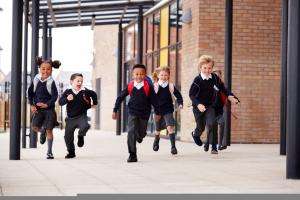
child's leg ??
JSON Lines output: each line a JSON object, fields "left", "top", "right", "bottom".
{"left": 127, "top": 115, "right": 138, "bottom": 157}
{"left": 77, "top": 115, "right": 90, "bottom": 147}
{"left": 136, "top": 117, "right": 148, "bottom": 143}
{"left": 192, "top": 108, "right": 205, "bottom": 137}
{"left": 64, "top": 118, "right": 77, "bottom": 155}
{"left": 204, "top": 107, "right": 217, "bottom": 153}
{"left": 164, "top": 113, "right": 177, "bottom": 154}
{"left": 153, "top": 116, "right": 164, "bottom": 151}
{"left": 46, "top": 129, "right": 53, "bottom": 155}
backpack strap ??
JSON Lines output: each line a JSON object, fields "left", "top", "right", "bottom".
{"left": 143, "top": 80, "right": 150, "bottom": 97}
{"left": 127, "top": 81, "right": 134, "bottom": 96}
{"left": 168, "top": 82, "right": 175, "bottom": 94}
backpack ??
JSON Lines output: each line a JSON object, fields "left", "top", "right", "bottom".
{"left": 153, "top": 82, "right": 175, "bottom": 95}
{"left": 127, "top": 80, "right": 150, "bottom": 97}
{"left": 33, "top": 74, "right": 54, "bottom": 95}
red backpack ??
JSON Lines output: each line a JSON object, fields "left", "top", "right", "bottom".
{"left": 127, "top": 80, "right": 150, "bottom": 97}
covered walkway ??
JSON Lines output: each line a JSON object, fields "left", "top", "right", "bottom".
{"left": 1, "top": 129, "right": 300, "bottom": 195}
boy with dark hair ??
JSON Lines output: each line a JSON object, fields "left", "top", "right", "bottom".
{"left": 59, "top": 73, "right": 98, "bottom": 159}
{"left": 112, "top": 64, "right": 159, "bottom": 162}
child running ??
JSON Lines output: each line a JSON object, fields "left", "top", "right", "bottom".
{"left": 59, "top": 73, "right": 98, "bottom": 159}
{"left": 152, "top": 67, "right": 183, "bottom": 155}
{"left": 28, "top": 57, "right": 61, "bottom": 159}
{"left": 112, "top": 64, "right": 159, "bottom": 163}
{"left": 189, "top": 55, "right": 238, "bottom": 154}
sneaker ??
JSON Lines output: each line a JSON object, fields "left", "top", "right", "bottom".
{"left": 211, "top": 149, "right": 218, "bottom": 154}
{"left": 153, "top": 136, "right": 160, "bottom": 151}
{"left": 46, "top": 153, "right": 54, "bottom": 159}
{"left": 191, "top": 131, "right": 203, "bottom": 146}
{"left": 218, "top": 145, "right": 227, "bottom": 151}
{"left": 65, "top": 152, "right": 76, "bottom": 159}
{"left": 77, "top": 136, "right": 84, "bottom": 147}
{"left": 127, "top": 153, "right": 138, "bottom": 163}
{"left": 40, "top": 128, "right": 46, "bottom": 145}
{"left": 204, "top": 143, "right": 209, "bottom": 152}
{"left": 171, "top": 147, "right": 178, "bottom": 155}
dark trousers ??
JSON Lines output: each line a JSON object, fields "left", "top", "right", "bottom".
{"left": 127, "top": 115, "right": 148, "bottom": 154}
{"left": 192, "top": 106, "right": 215, "bottom": 137}
{"left": 64, "top": 114, "right": 90, "bottom": 153}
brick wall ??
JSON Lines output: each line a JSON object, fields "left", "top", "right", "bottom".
{"left": 180, "top": 0, "right": 281, "bottom": 143}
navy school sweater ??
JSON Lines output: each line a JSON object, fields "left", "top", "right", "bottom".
{"left": 28, "top": 80, "right": 58, "bottom": 110}
{"left": 113, "top": 84, "right": 159, "bottom": 119}
{"left": 189, "top": 73, "right": 230, "bottom": 109}
{"left": 156, "top": 84, "right": 183, "bottom": 115}
{"left": 59, "top": 88, "right": 98, "bottom": 118}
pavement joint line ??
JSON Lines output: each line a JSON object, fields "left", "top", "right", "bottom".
{"left": 25, "top": 159, "right": 65, "bottom": 195}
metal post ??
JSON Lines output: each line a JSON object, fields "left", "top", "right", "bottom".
{"left": 136, "top": 5, "right": 143, "bottom": 64}
{"left": 30, "top": 0, "right": 39, "bottom": 148}
{"left": 280, "top": 0, "right": 288, "bottom": 156}
{"left": 47, "top": 28, "right": 52, "bottom": 59}
{"left": 116, "top": 23, "right": 123, "bottom": 136}
{"left": 224, "top": 0, "right": 233, "bottom": 146}
{"left": 10, "top": 0, "right": 23, "bottom": 160}
{"left": 42, "top": 12, "right": 48, "bottom": 60}
{"left": 22, "top": 0, "right": 29, "bottom": 149}
{"left": 286, "top": 0, "right": 300, "bottom": 179}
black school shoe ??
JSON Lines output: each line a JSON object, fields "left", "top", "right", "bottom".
{"left": 191, "top": 131, "right": 203, "bottom": 146}
{"left": 77, "top": 136, "right": 84, "bottom": 147}
{"left": 40, "top": 128, "right": 46, "bottom": 145}
{"left": 171, "top": 147, "right": 178, "bottom": 155}
{"left": 218, "top": 145, "right": 227, "bottom": 151}
{"left": 46, "top": 153, "right": 54, "bottom": 159}
{"left": 127, "top": 153, "right": 138, "bottom": 163}
{"left": 211, "top": 148, "right": 218, "bottom": 154}
{"left": 204, "top": 143, "right": 209, "bottom": 152}
{"left": 65, "top": 152, "right": 76, "bottom": 159}
{"left": 153, "top": 136, "right": 160, "bottom": 151}
{"left": 136, "top": 137, "right": 143, "bottom": 143}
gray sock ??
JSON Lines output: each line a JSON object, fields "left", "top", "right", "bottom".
{"left": 47, "top": 138, "right": 53, "bottom": 154}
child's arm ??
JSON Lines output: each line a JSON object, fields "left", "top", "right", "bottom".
{"left": 45, "top": 82, "right": 58, "bottom": 108}
{"left": 27, "top": 82, "right": 34, "bottom": 106}
{"left": 216, "top": 76, "right": 239, "bottom": 104}
{"left": 189, "top": 78, "right": 201, "bottom": 106}
{"left": 59, "top": 89, "right": 70, "bottom": 106}
{"left": 149, "top": 86, "right": 160, "bottom": 115}
{"left": 113, "top": 88, "right": 129, "bottom": 114}
{"left": 173, "top": 86, "right": 183, "bottom": 107}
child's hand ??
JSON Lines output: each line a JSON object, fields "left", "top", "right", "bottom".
{"left": 112, "top": 112, "right": 118, "bottom": 120}
{"left": 178, "top": 105, "right": 183, "bottom": 109}
{"left": 197, "top": 104, "right": 206, "bottom": 112}
{"left": 36, "top": 102, "right": 48, "bottom": 108}
{"left": 228, "top": 96, "right": 239, "bottom": 104}
{"left": 67, "top": 94, "right": 74, "bottom": 101}
{"left": 154, "top": 115, "right": 161, "bottom": 121}
{"left": 31, "top": 105, "right": 37, "bottom": 113}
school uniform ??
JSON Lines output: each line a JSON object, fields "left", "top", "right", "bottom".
{"left": 189, "top": 72, "right": 230, "bottom": 151}
{"left": 113, "top": 80, "right": 159, "bottom": 160}
{"left": 59, "top": 87, "right": 98, "bottom": 155}
{"left": 28, "top": 75, "right": 58, "bottom": 130}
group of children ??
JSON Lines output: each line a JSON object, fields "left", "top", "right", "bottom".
{"left": 112, "top": 55, "right": 239, "bottom": 162}
{"left": 28, "top": 54, "right": 238, "bottom": 162}
{"left": 28, "top": 57, "right": 97, "bottom": 159}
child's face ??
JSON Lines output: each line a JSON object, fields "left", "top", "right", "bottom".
{"left": 39, "top": 63, "right": 52, "bottom": 80}
{"left": 158, "top": 70, "right": 170, "bottom": 82}
{"left": 132, "top": 68, "right": 146, "bottom": 83}
{"left": 200, "top": 62, "right": 213, "bottom": 76}
{"left": 71, "top": 76, "right": 83, "bottom": 91}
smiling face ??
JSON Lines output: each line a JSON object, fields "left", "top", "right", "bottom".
{"left": 132, "top": 67, "right": 146, "bottom": 83}
{"left": 200, "top": 61, "right": 213, "bottom": 77}
{"left": 39, "top": 62, "right": 52, "bottom": 80}
{"left": 158, "top": 70, "right": 170, "bottom": 82}
{"left": 71, "top": 76, "right": 83, "bottom": 91}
